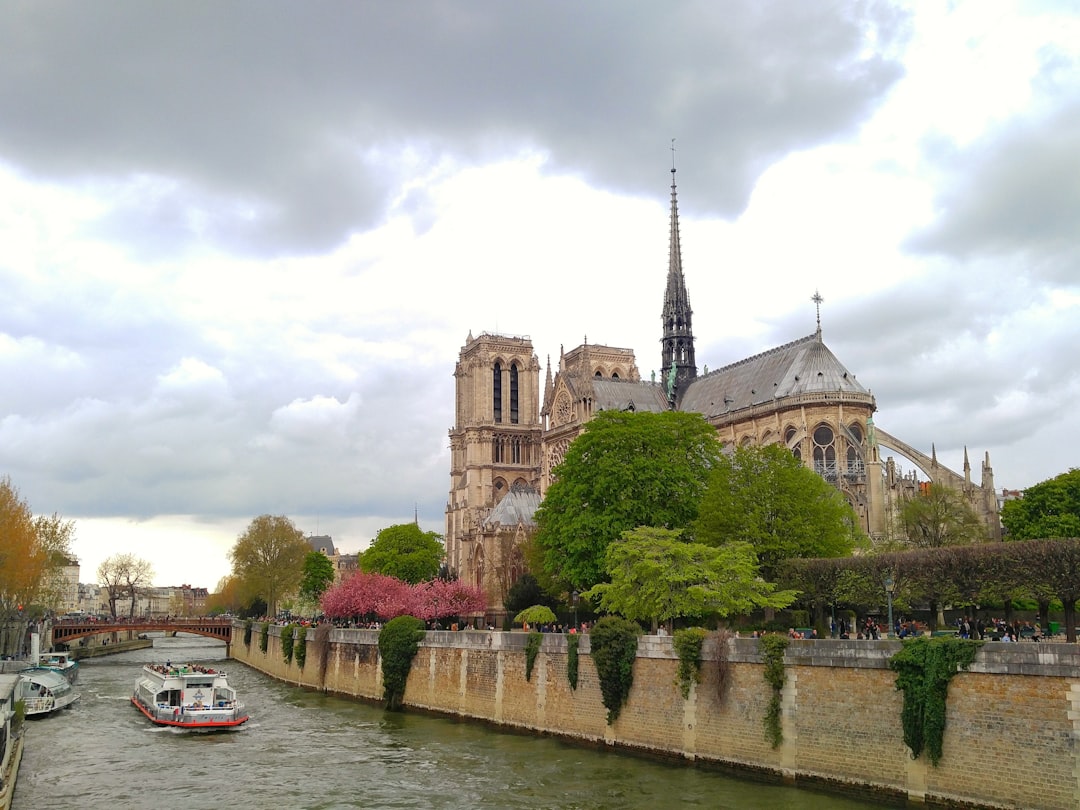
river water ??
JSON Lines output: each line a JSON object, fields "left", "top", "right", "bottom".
{"left": 13, "top": 636, "right": 889, "bottom": 809}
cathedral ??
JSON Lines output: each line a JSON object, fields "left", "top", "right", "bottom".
{"left": 446, "top": 167, "right": 1000, "bottom": 624}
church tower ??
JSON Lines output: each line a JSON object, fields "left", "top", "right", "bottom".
{"left": 445, "top": 332, "right": 542, "bottom": 587}
{"left": 660, "top": 163, "right": 697, "bottom": 403}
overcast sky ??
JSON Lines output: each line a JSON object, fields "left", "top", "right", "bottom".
{"left": 2, "top": 1, "right": 1078, "bottom": 589}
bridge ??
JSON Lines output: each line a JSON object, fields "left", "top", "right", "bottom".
{"left": 51, "top": 617, "right": 234, "bottom": 648}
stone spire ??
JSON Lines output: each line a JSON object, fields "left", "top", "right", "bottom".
{"left": 660, "top": 150, "right": 697, "bottom": 402}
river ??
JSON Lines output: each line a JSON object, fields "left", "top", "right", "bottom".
{"left": 13, "top": 636, "right": 890, "bottom": 809}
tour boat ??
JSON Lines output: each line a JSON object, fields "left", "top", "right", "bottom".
{"left": 131, "top": 663, "right": 248, "bottom": 729}
{"left": 35, "top": 651, "right": 78, "bottom": 683}
{"left": 17, "top": 668, "right": 80, "bottom": 717}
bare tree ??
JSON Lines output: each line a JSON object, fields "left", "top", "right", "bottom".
{"left": 97, "top": 553, "right": 154, "bottom": 618}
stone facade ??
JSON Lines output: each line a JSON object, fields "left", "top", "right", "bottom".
{"left": 445, "top": 169, "right": 1000, "bottom": 621}
{"left": 234, "top": 628, "right": 1080, "bottom": 810}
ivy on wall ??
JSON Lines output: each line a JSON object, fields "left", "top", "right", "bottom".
{"left": 566, "top": 632, "right": 579, "bottom": 690}
{"left": 759, "top": 633, "right": 789, "bottom": 749}
{"left": 259, "top": 622, "right": 269, "bottom": 653}
{"left": 673, "top": 627, "right": 708, "bottom": 700}
{"left": 590, "top": 616, "right": 640, "bottom": 724}
{"left": 889, "top": 636, "right": 982, "bottom": 765}
{"left": 295, "top": 625, "right": 307, "bottom": 670}
{"left": 525, "top": 631, "right": 543, "bottom": 681}
{"left": 243, "top": 619, "right": 253, "bottom": 648}
{"left": 378, "top": 615, "right": 426, "bottom": 711}
{"left": 281, "top": 624, "right": 295, "bottom": 664}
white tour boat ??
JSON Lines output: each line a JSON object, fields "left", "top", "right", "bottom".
{"left": 131, "top": 663, "right": 248, "bottom": 729}
{"left": 35, "top": 652, "right": 78, "bottom": 683}
{"left": 17, "top": 669, "right": 80, "bottom": 717}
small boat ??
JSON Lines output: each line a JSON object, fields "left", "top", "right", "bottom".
{"left": 131, "top": 663, "right": 248, "bottom": 729}
{"left": 17, "top": 668, "right": 80, "bottom": 717}
{"left": 35, "top": 652, "right": 78, "bottom": 683}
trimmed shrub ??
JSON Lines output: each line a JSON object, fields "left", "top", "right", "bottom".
{"left": 378, "top": 615, "right": 426, "bottom": 711}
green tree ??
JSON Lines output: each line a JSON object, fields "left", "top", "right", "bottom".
{"left": 898, "top": 483, "right": 988, "bottom": 547}
{"left": 503, "top": 573, "right": 557, "bottom": 618}
{"left": 693, "top": 444, "right": 861, "bottom": 579}
{"left": 1001, "top": 468, "right": 1080, "bottom": 540}
{"left": 585, "top": 527, "right": 797, "bottom": 630}
{"left": 535, "top": 410, "right": 723, "bottom": 590}
{"left": 360, "top": 523, "right": 444, "bottom": 584}
{"left": 299, "top": 551, "right": 336, "bottom": 608}
{"left": 229, "top": 514, "right": 309, "bottom": 618}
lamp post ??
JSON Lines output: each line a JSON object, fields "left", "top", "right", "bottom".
{"left": 572, "top": 590, "right": 579, "bottom": 631}
{"left": 884, "top": 576, "right": 895, "bottom": 639}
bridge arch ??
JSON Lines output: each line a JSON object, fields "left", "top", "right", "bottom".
{"left": 51, "top": 618, "right": 233, "bottom": 648}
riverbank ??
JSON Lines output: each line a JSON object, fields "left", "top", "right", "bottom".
{"left": 232, "top": 624, "right": 1080, "bottom": 810}
{"left": 69, "top": 638, "right": 153, "bottom": 659}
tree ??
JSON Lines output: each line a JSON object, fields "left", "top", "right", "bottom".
{"left": 299, "top": 551, "right": 336, "bottom": 608}
{"left": 229, "top": 514, "right": 309, "bottom": 618}
{"left": 535, "top": 410, "right": 723, "bottom": 590}
{"left": 359, "top": 523, "right": 444, "bottom": 584}
{"left": 0, "top": 477, "right": 46, "bottom": 656}
{"left": 503, "top": 573, "right": 557, "bottom": 618}
{"left": 32, "top": 512, "right": 76, "bottom": 611}
{"left": 97, "top": 553, "right": 154, "bottom": 618}
{"left": 1001, "top": 468, "right": 1080, "bottom": 539}
{"left": 898, "top": 484, "right": 988, "bottom": 548}
{"left": 693, "top": 444, "right": 861, "bottom": 579}
{"left": 585, "top": 527, "right": 796, "bottom": 630}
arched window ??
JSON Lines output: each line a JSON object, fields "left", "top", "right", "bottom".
{"left": 493, "top": 362, "right": 502, "bottom": 423}
{"left": 509, "top": 364, "right": 519, "bottom": 424}
{"left": 812, "top": 424, "right": 837, "bottom": 480}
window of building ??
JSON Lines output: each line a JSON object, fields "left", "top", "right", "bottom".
{"left": 493, "top": 362, "right": 502, "bottom": 423}
{"left": 812, "top": 423, "right": 837, "bottom": 480}
{"left": 510, "top": 364, "right": 519, "bottom": 424}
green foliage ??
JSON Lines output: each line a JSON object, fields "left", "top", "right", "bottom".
{"left": 590, "top": 616, "right": 641, "bottom": 724}
{"left": 535, "top": 410, "right": 723, "bottom": 590}
{"left": 377, "top": 615, "right": 426, "bottom": 711}
{"left": 229, "top": 514, "right": 309, "bottom": 618}
{"left": 280, "top": 623, "right": 295, "bottom": 664}
{"left": 889, "top": 636, "right": 982, "bottom": 765}
{"left": 694, "top": 444, "right": 862, "bottom": 579}
{"left": 899, "top": 483, "right": 989, "bottom": 547}
{"left": 1002, "top": 468, "right": 1080, "bottom": 540}
{"left": 13, "top": 699, "right": 25, "bottom": 733}
{"left": 504, "top": 573, "right": 557, "bottom": 618}
{"left": 673, "top": 627, "right": 708, "bottom": 700}
{"left": 566, "top": 632, "right": 579, "bottom": 690}
{"left": 259, "top": 621, "right": 269, "bottom": 653}
{"left": 514, "top": 604, "right": 558, "bottom": 627}
{"left": 759, "top": 634, "right": 789, "bottom": 749}
{"left": 361, "top": 523, "right": 445, "bottom": 584}
{"left": 295, "top": 625, "right": 308, "bottom": 670}
{"left": 524, "top": 631, "right": 543, "bottom": 681}
{"left": 243, "top": 619, "right": 253, "bottom": 648}
{"left": 299, "top": 551, "right": 336, "bottom": 604}
{"left": 586, "top": 527, "right": 797, "bottom": 626}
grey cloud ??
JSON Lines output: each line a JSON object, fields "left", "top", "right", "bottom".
{"left": 0, "top": 0, "right": 908, "bottom": 256}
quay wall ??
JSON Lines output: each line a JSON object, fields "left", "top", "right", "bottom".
{"left": 231, "top": 625, "right": 1080, "bottom": 810}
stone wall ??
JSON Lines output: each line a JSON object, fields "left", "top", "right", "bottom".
{"left": 232, "top": 626, "right": 1080, "bottom": 810}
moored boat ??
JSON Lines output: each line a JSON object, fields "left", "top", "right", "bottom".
{"left": 35, "top": 652, "right": 78, "bottom": 683}
{"left": 131, "top": 663, "right": 248, "bottom": 729}
{"left": 17, "top": 668, "right": 80, "bottom": 717}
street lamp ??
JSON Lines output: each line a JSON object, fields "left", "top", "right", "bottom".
{"left": 572, "top": 590, "right": 579, "bottom": 631}
{"left": 884, "top": 575, "right": 895, "bottom": 639}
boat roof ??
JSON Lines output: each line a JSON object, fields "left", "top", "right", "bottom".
{"left": 20, "top": 668, "right": 70, "bottom": 688}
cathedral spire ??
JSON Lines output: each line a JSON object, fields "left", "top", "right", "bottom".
{"left": 660, "top": 144, "right": 697, "bottom": 403}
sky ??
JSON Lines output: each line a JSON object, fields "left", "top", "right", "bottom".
{"left": 2, "top": 1, "right": 1079, "bottom": 589}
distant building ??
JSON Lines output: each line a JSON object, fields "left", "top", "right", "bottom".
{"left": 308, "top": 534, "right": 358, "bottom": 584}
{"left": 446, "top": 166, "right": 1001, "bottom": 622}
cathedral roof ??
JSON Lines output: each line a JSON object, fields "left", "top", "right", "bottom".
{"left": 679, "top": 332, "right": 871, "bottom": 418}
{"left": 484, "top": 483, "right": 541, "bottom": 529}
{"left": 591, "top": 378, "right": 670, "bottom": 414}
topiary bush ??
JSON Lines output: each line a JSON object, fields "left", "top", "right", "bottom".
{"left": 295, "top": 625, "right": 308, "bottom": 670}
{"left": 259, "top": 621, "right": 269, "bottom": 653}
{"left": 590, "top": 616, "right": 640, "bottom": 724}
{"left": 567, "top": 632, "right": 579, "bottom": 690}
{"left": 889, "top": 635, "right": 982, "bottom": 765}
{"left": 378, "top": 615, "right": 426, "bottom": 711}
{"left": 525, "top": 631, "right": 543, "bottom": 681}
{"left": 673, "top": 627, "right": 708, "bottom": 700}
{"left": 759, "top": 633, "right": 789, "bottom": 749}
{"left": 281, "top": 623, "right": 295, "bottom": 664}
